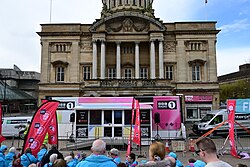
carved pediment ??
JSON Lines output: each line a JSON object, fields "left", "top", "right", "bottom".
{"left": 106, "top": 17, "right": 150, "bottom": 33}
{"left": 90, "top": 13, "right": 165, "bottom": 33}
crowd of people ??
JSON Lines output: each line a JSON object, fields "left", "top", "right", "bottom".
{"left": 0, "top": 137, "right": 246, "bottom": 167}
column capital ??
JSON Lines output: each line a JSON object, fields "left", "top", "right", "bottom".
{"left": 116, "top": 41, "right": 121, "bottom": 45}
{"left": 135, "top": 41, "right": 140, "bottom": 44}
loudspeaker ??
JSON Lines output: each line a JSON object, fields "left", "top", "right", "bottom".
{"left": 154, "top": 112, "right": 160, "bottom": 124}
{"left": 70, "top": 113, "right": 75, "bottom": 122}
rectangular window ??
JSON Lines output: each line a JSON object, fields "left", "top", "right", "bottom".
{"left": 108, "top": 68, "right": 116, "bottom": 79}
{"left": 124, "top": 68, "right": 132, "bottom": 79}
{"left": 186, "top": 108, "right": 198, "bottom": 119}
{"left": 192, "top": 65, "right": 201, "bottom": 81}
{"left": 56, "top": 67, "right": 64, "bottom": 82}
{"left": 125, "top": 110, "right": 132, "bottom": 125}
{"left": 104, "top": 127, "right": 112, "bottom": 137}
{"left": 89, "top": 110, "right": 102, "bottom": 125}
{"left": 104, "top": 110, "right": 112, "bottom": 124}
{"left": 114, "top": 127, "right": 123, "bottom": 137}
{"left": 114, "top": 110, "right": 122, "bottom": 124}
{"left": 166, "top": 65, "right": 173, "bottom": 80}
{"left": 83, "top": 66, "right": 91, "bottom": 80}
{"left": 140, "top": 67, "right": 148, "bottom": 79}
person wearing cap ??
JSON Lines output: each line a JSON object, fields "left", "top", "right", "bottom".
{"left": 193, "top": 160, "right": 206, "bottom": 167}
{"left": 0, "top": 145, "right": 8, "bottom": 158}
{"left": 110, "top": 148, "right": 121, "bottom": 164}
{"left": 168, "top": 152, "right": 183, "bottom": 167}
{"left": 5, "top": 146, "right": 17, "bottom": 167}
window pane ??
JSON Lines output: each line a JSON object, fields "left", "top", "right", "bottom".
{"left": 83, "top": 66, "right": 91, "bottom": 80}
{"left": 114, "top": 127, "right": 122, "bottom": 137}
{"left": 104, "top": 110, "right": 112, "bottom": 124}
{"left": 56, "top": 67, "right": 64, "bottom": 82}
{"left": 166, "top": 65, "right": 173, "bottom": 80}
{"left": 90, "top": 110, "right": 102, "bottom": 125}
{"left": 104, "top": 127, "right": 112, "bottom": 137}
{"left": 114, "top": 110, "right": 122, "bottom": 124}
{"left": 125, "top": 110, "right": 132, "bottom": 125}
{"left": 187, "top": 108, "right": 198, "bottom": 119}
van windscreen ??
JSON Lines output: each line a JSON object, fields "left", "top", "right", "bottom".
{"left": 200, "top": 114, "right": 214, "bottom": 122}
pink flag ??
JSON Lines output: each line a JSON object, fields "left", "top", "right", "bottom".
{"left": 22, "top": 101, "right": 59, "bottom": 155}
{"left": 133, "top": 100, "right": 141, "bottom": 146}
{"left": 0, "top": 103, "right": 6, "bottom": 143}
{"left": 227, "top": 100, "right": 239, "bottom": 158}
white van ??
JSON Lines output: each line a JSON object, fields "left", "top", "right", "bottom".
{"left": 192, "top": 109, "right": 250, "bottom": 136}
{"left": 2, "top": 116, "right": 32, "bottom": 137}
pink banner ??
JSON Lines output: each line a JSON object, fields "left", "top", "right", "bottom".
{"left": 185, "top": 95, "right": 213, "bottom": 102}
{"left": 126, "top": 98, "right": 135, "bottom": 156}
{"left": 133, "top": 100, "right": 141, "bottom": 146}
{"left": 22, "top": 101, "right": 59, "bottom": 155}
{"left": 47, "top": 113, "right": 58, "bottom": 145}
{"left": 227, "top": 100, "right": 238, "bottom": 158}
{"left": 0, "top": 103, "right": 6, "bottom": 143}
{"left": 153, "top": 96, "right": 181, "bottom": 130}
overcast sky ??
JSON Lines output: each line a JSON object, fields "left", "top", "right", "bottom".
{"left": 0, "top": 0, "right": 250, "bottom": 76}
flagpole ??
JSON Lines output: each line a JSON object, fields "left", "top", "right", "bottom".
{"left": 205, "top": 0, "right": 208, "bottom": 21}
{"left": 50, "top": 0, "right": 53, "bottom": 23}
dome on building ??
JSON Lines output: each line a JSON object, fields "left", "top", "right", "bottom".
{"left": 101, "top": 0, "right": 154, "bottom": 18}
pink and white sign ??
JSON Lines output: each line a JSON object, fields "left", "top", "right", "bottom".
{"left": 153, "top": 96, "right": 181, "bottom": 130}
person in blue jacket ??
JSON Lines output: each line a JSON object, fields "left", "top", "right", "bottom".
{"left": 193, "top": 160, "right": 206, "bottom": 167}
{"left": 44, "top": 153, "right": 58, "bottom": 167}
{"left": 125, "top": 153, "right": 138, "bottom": 167}
{"left": 168, "top": 152, "right": 183, "bottom": 167}
{"left": 76, "top": 139, "right": 117, "bottom": 167}
{"left": 0, "top": 145, "right": 8, "bottom": 159}
{"left": 5, "top": 147, "right": 17, "bottom": 167}
{"left": 109, "top": 148, "right": 121, "bottom": 164}
{"left": 20, "top": 147, "right": 38, "bottom": 167}
{"left": 37, "top": 144, "right": 48, "bottom": 162}
{"left": 65, "top": 155, "right": 78, "bottom": 167}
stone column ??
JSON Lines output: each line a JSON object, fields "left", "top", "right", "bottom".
{"left": 100, "top": 40, "right": 106, "bottom": 79}
{"left": 92, "top": 41, "right": 97, "bottom": 79}
{"left": 159, "top": 40, "right": 164, "bottom": 79}
{"left": 150, "top": 40, "right": 156, "bottom": 79}
{"left": 135, "top": 42, "right": 140, "bottom": 79}
{"left": 41, "top": 41, "right": 50, "bottom": 82}
{"left": 116, "top": 42, "right": 121, "bottom": 79}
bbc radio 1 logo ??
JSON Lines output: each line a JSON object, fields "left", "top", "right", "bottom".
{"left": 157, "top": 100, "right": 177, "bottom": 110}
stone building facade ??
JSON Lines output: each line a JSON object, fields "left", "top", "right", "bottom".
{"left": 38, "top": 0, "right": 220, "bottom": 122}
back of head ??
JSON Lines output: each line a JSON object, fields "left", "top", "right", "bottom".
{"left": 40, "top": 144, "right": 47, "bottom": 150}
{"left": 110, "top": 148, "right": 119, "bottom": 156}
{"left": 129, "top": 153, "right": 136, "bottom": 162}
{"left": 52, "top": 159, "right": 66, "bottom": 167}
{"left": 91, "top": 139, "right": 106, "bottom": 154}
{"left": 149, "top": 142, "right": 166, "bottom": 160}
{"left": 0, "top": 145, "right": 7, "bottom": 152}
{"left": 50, "top": 153, "right": 58, "bottom": 163}
{"left": 196, "top": 137, "right": 217, "bottom": 154}
{"left": 64, "top": 155, "right": 72, "bottom": 163}
{"left": 9, "top": 147, "right": 17, "bottom": 153}
{"left": 25, "top": 147, "right": 32, "bottom": 154}
{"left": 237, "top": 164, "right": 248, "bottom": 167}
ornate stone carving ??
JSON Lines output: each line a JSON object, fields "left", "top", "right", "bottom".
{"left": 81, "top": 42, "right": 92, "bottom": 51}
{"left": 164, "top": 41, "right": 176, "bottom": 52}
{"left": 122, "top": 18, "right": 134, "bottom": 32}
{"left": 106, "top": 18, "right": 150, "bottom": 32}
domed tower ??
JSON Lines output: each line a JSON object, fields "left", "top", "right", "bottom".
{"left": 101, "top": 0, "right": 154, "bottom": 18}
